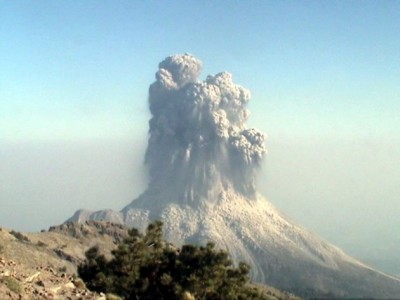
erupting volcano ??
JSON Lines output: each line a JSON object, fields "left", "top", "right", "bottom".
{"left": 145, "top": 54, "right": 265, "bottom": 204}
{"left": 69, "top": 54, "right": 400, "bottom": 298}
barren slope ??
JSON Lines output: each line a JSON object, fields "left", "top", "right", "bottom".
{"left": 70, "top": 189, "right": 400, "bottom": 298}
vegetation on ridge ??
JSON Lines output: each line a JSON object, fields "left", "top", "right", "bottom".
{"left": 0, "top": 221, "right": 299, "bottom": 299}
{"left": 78, "top": 221, "right": 276, "bottom": 300}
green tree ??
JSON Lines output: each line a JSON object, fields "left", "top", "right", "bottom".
{"left": 77, "top": 245, "right": 111, "bottom": 292}
{"left": 78, "top": 221, "right": 268, "bottom": 300}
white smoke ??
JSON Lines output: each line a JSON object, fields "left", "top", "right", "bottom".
{"left": 145, "top": 54, "right": 266, "bottom": 204}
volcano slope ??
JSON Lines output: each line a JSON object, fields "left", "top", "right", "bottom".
{"left": 69, "top": 54, "right": 400, "bottom": 298}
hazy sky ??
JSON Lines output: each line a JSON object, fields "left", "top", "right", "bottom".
{"left": 1, "top": 1, "right": 400, "bottom": 275}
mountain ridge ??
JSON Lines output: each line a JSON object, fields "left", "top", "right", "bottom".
{"left": 69, "top": 188, "right": 400, "bottom": 298}
{"left": 0, "top": 221, "right": 300, "bottom": 300}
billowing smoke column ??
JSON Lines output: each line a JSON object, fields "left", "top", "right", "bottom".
{"left": 145, "top": 54, "right": 266, "bottom": 204}
{"left": 68, "top": 54, "right": 400, "bottom": 298}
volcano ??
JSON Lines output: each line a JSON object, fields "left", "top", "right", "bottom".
{"left": 69, "top": 54, "right": 400, "bottom": 298}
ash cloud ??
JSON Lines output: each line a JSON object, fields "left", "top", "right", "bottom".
{"left": 145, "top": 54, "right": 266, "bottom": 203}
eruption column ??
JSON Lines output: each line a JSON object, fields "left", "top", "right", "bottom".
{"left": 145, "top": 54, "right": 266, "bottom": 204}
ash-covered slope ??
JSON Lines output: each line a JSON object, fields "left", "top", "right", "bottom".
{"left": 69, "top": 54, "right": 400, "bottom": 298}
{"left": 70, "top": 190, "right": 400, "bottom": 298}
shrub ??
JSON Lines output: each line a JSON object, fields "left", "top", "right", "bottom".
{"left": 78, "top": 221, "right": 268, "bottom": 300}
{"left": 58, "top": 266, "right": 67, "bottom": 273}
{"left": 2, "top": 277, "right": 22, "bottom": 294}
{"left": 37, "top": 240, "right": 48, "bottom": 247}
{"left": 10, "top": 230, "right": 30, "bottom": 243}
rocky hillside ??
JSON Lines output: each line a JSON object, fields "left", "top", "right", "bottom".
{"left": 0, "top": 222, "right": 300, "bottom": 300}
{"left": 0, "top": 222, "right": 128, "bottom": 299}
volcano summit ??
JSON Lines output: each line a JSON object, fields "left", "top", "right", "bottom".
{"left": 69, "top": 54, "right": 400, "bottom": 298}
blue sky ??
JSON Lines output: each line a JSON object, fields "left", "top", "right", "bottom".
{"left": 1, "top": 1, "right": 400, "bottom": 275}
{"left": 1, "top": 1, "right": 399, "bottom": 141}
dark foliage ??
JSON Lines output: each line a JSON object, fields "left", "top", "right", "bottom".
{"left": 78, "top": 221, "right": 268, "bottom": 299}
{"left": 10, "top": 230, "right": 30, "bottom": 242}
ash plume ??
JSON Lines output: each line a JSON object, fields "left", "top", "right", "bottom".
{"left": 145, "top": 54, "right": 266, "bottom": 203}
{"left": 69, "top": 54, "right": 400, "bottom": 298}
